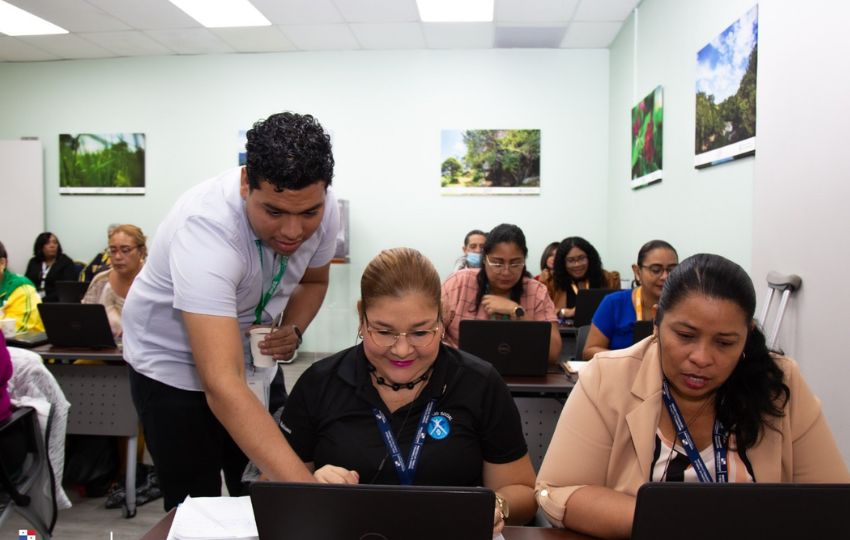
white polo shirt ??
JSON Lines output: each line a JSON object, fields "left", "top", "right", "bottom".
{"left": 122, "top": 167, "right": 339, "bottom": 391}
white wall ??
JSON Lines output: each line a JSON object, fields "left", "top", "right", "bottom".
{"left": 606, "top": 0, "right": 756, "bottom": 275}
{"left": 0, "top": 49, "right": 610, "bottom": 351}
{"left": 609, "top": 0, "right": 850, "bottom": 461}
{"left": 752, "top": 0, "right": 850, "bottom": 463}
{"left": 0, "top": 140, "right": 44, "bottom": 274}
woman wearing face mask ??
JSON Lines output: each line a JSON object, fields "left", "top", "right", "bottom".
{"left": 452, "top": 229, "right": 487, "bottom": 273}
{"left": 535, "top": 254, "right": 849, "bottom": 539}
{"left": 550, "top": 237, "right": 620, "bottom": 320}
{"left": 24, "top": 232, "right": 78, "bottom": 302}
{"left": 278, "top": 247, "right": 536, "bottom": 536}
{"left": 441, "top": 224, "right": 562, "bottom": 365}
{"left": 582, "top": 240, "right": 678, "bottom": 359}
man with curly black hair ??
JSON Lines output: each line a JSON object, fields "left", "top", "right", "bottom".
{"left": 122, "top": 112, "right": 340, "bottom": 509}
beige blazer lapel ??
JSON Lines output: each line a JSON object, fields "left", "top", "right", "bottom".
{"left": 626, "top": 339, "right": 664, "bottom": 481}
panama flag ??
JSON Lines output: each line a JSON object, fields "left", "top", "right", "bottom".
{"left": 18, "top": 530, "right": 36, "bottom": 540}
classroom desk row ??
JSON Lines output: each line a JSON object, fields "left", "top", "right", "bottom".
{"left": 141, "top": 508, "right": 600, "bottom": 540}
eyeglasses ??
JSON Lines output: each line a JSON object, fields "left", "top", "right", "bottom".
{"left": 364, "top": 317, "right": 441, "bottom": 348}
{"left": 640, "top": 264, "right": 678, "bottom": 277}
{"left": 565, "top": 255, "right": 588, "bottom": 266}
{"left": 108, "top": 246, "right": 138, "bottom": 256}
{"left": 485, "top": 256, "right": 525, "bottom": 272}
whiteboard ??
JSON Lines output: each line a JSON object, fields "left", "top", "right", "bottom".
{"left": 0, "top": 140, "right": 44, "bottom": 274}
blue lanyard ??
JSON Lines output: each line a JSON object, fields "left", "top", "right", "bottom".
{"left": 253, "top": 240, "right": 288, "bottom": 324}
{"left": 660, "top": 379, "right": 728, "bottom": 483}
{"left": 372, "top": 398, "right": 437, "bottom": 485}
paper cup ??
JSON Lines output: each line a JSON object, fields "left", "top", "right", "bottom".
{"left": 249, "top": 327, "right": 277, "bottom": 367}
{"left": 0, "top": 319, "right": 16, "bottom": 338}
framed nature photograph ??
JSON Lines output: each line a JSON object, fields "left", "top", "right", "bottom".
{"left": 441, "top": 129, "right": 541, "bottom": 195}
{"left": 631, "top": 85, "right": 663, "bottom": 189}
{"left": 694, "top": 5, "right": 758, "bottom": 168}
{"left": 59, "top": 133, "right": 145, "bottom": 194}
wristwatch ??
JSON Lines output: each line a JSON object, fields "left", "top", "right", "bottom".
{"left": 495, "top": 493, "right": 510, "bottom": 520}
{"left": 513, "top": 305, "right": 525, "bottom": 319}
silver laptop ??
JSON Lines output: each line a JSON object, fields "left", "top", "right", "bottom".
{"left": 632, "top": 483, "right": 850, "bottom": 540}
{"left": 458, "top": 319, "right": 550, "bottom": 377}
{"left": 250, "top": 482, "right": 494, "bottom": 540}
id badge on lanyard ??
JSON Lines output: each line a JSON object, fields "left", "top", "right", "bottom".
{"left": 661, "top": 379, "right": 728, "bottom": 483}
{"left": 373, "top": 398, "right": 437, "bottom": 485}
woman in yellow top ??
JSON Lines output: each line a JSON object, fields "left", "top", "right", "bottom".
{"left": 536, "top": 254, "right": 849, "bottom": 538}
{"left": 582, "top": 240, "right": 678, "bottom": 359}
{"left": 0, "top": 240, "right": 44, "bottom": 334}
{"left": 82, "top": 224, "right": 146, "bottom": 337}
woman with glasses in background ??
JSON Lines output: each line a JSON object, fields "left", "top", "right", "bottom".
{"left": 550, "top": 236, "right": 620, "bottom": 320}
{"left": 278, "top": 247, "right": 536, "bottom": 536}
{"left": 441, "top": 223, "right": 562, "bottom": 365}
{"left": 82, "top": 224, "right": 147, "bottom": 337}
{"left": 582, "top": 240, "right": 678, "bottom": 360}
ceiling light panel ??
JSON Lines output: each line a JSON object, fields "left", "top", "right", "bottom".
{"left": 0, "top": 0, "right": 68, "bottom": 35}
{"left": 167, "top": 0, "right": 271, "bottom": 28}
{"left": 416, "top": 0, "right": 494, "bottom": 23}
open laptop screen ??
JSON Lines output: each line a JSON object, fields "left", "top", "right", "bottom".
{"left": 458, "top": 319, "right": 550, "bottom": 377}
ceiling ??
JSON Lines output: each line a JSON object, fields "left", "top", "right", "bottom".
{"left": 0, "top": 0, "right": 639, "bottom": 62}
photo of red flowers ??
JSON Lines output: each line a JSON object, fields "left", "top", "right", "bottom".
{"left": 631, "top": 85, "right": 663, "bottom": 189}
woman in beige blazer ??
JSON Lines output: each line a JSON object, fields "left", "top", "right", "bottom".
{"left": 536, "top": 253, "right": 850, "bottom": 539}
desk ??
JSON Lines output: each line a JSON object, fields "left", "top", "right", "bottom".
{"left": 141, "top": 508, "right": 599, "bottom": 540}
{"left": 33, "top": 345, "right": 140, "bottom": 518}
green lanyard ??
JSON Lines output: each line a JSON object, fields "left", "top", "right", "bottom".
{"left": 253, "top": 240, "right": 288, "bottom": 324}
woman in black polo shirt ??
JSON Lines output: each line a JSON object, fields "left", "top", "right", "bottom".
{"left": 279, "top": 247, "right": 536, "bottom": 535}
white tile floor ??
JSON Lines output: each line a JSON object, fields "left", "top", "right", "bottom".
{"left": 0, "top": 354, "right": 325, "bottom": 540}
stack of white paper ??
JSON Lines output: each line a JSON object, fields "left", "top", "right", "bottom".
{"left": 166, "top": 496, "right": 258, "bottom": 540}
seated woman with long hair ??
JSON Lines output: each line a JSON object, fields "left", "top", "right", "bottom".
{"left": 441, "top": 223, "right": 562, "bottom": 365}
{"left": 548, "top": 236, "right": 620, "bottom": 320}
{"left": 582, "top": 240, "right": 678, "bottom": 359}
{"left": 279, "top": 248, "right": 536, "bottom": 536}
{"left": 536, "top": 253, "right": 849, "bottom": 538}
{"left": 24, "top": 232, "right": 78, "bottom": 302}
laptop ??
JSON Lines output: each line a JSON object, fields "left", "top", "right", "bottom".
{"left": 632, "top": 320, "right": 654, "bottom": 343}
{"left": 458, "top": 319, "right": 550, "bottom": 377}
{"left": 632, "top": 483, "right": 850, "bottom": 540}
{"left": 250, "top": 482, "right": 494, "bottom": 540}
{"left": 37, "top": 303, "right": 117, "bottom": 349}
{"left": 55, "top": 280, "right": 89, "bottom": 303}
{"left": 573, "top": 288, "right": 619, "bottom": 327}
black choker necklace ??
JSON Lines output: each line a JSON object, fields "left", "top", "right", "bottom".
{"left": 368, "top": 363, "right": 431, "bottom": 392}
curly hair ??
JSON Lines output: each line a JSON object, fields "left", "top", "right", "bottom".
{"left": 245, "top": 112, "right": 334, "bottom": 192}
{"left": 474, "top": 224, "right": 530, "bottom": 311}
{"left": 552, "top": 236, "right": 605, "bottom": 308}
{"left": 655, "top": 253, "right": 790, "bottom": 453}
{"left": 32, "top": 232, "right": 63, "bottom": 262}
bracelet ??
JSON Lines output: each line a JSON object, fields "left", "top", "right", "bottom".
{"left": 292, "top": 324, "right": 303, "bottom": 348}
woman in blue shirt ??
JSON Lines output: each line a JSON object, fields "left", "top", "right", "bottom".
{"left": 582, "top": 240, "right": 677, "bottom": 359}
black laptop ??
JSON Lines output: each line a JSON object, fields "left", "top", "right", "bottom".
{"left": 250, "top": 482, "right": 494, "bottom": 540}
{"left": 55, "top": 280, "right": 89, "bottom": 303}
{"left": 37, "top": 303, "right": 117, "bottom": 349}
{"left": 632, "top": 483, "right": 850, "bottom": 540}
{"left": 458, "top": 319, "right": 550, "bottom": 377}
{"left": 573, "top": 288, "right": 619, "bottom": 327}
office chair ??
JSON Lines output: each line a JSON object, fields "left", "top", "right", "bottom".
{"left": 0, "top": 406, "right": 55, "bottom": 539}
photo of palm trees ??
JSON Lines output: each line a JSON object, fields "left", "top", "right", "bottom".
{"left": 694, "top": 5, "right": 758, "bottom": 168}
{"left": 59, "top": 133, "right": 145, "bottom": 194}
{"left": 441, "top": 129, "right": 541, "bottom": 195}
{"left": 631, "top": 86, "right": 663, "bottom": 189}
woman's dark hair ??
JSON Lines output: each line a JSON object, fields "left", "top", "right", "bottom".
{"left": 474, "top": 224, "right": 530, "bottom": 310}
{"left": 245, "top": 112, "right": 335, "bottom": 192}
{"left": 32, "top": 232, "right": 62, "bottom": 262}
{"left": 538, "top": 242, "right": 560, "bottom": 272}
{"left": 463, "top": 229, "right": 487, "bottom": 246}
{"left": 0, "top": 240, "right": 6, "bottom": 261}
{"left": 552, "top": 236, "right": 605, "bottom": 307}
{"left": 656, "top": 253, "right": 790, "bottom": 453}
{"left": 637, "top": 239, "right": 677, "bottom": 266}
